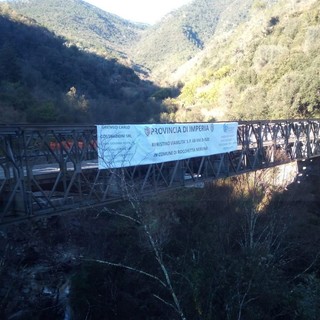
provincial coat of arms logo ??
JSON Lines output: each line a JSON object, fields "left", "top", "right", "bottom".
{"left": 144, "top": 126, "right": 151, "bottom": 136}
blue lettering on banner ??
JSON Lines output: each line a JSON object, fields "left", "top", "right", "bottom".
{"left": 97, "top": 122, "right": 238, "bottom": 169}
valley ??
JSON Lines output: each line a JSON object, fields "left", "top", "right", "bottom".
{"left": 1, "top": 0, "right": 320, "bottom": 319}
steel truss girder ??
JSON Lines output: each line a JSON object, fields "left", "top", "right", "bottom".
{"left": 1, "top": 120, "right": 320, "bottom": 223}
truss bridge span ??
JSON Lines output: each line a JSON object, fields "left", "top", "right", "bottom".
{"left": 1, "top": 119, "right": 320, "bottom": 225}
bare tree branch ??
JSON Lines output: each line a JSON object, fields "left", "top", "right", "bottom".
{"left": 88, "top": 169, "right": 188, "bottom": 320}
{"left": 292, "top": 251, "right": 320, "bottom": 281}
{"left": 83, "top": 258, "right": 168, "bottom": 289}
{"left": 153, "top": 294, "right": 179, "bottom": 313}
{"left": 102, "top": 208, "right": 141, "bottom": 225}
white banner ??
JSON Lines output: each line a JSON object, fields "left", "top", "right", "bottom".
{"left": 97, "top": 122, "right": 238, "bottom": 169}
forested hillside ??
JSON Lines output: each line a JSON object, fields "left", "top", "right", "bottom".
{"left": 1, "top": 0, "right": 320, "bottom": 124}
{"left": 7, "top": 0, "right": 147, "bottom": 61}
{"left": 162, "top": 0, "right": 320, "bottom": 122}
{"left": 0, "top": 5, "right": 162, "bottom": 124}
{"left": 130, "top": 0, "right": 259, "bottom": 81}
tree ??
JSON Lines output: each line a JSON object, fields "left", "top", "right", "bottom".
{"left": 26, "top": 101, "right": 57, "bottom": 123}
{"left": 0, "top": 43, "right": 21, "bottom": 83}
{"left": 84, "top": 169, "right": 187, "bottom": 320}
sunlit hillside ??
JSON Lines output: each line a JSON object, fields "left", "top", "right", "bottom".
{"left": 130, "top": 0, "right": 258, "bottom": 82}
{"left": 161, "top": 0, "right": 320, "bottom": 122}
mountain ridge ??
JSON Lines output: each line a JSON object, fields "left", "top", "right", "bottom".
{"left": 130, "top": 0, "right": 257, "bottom": 81}
{"left": 6, "top": 0, "right": 147, "bottom": 62}
{"left": 1, "top": 0, "right": 320, "bottom": 124}
{"left": 7, "top": 0, "right": 262, "bottom": 81}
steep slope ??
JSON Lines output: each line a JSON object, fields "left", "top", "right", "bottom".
{"left": 6, "top": 0, "right": 147, "bottom": 62}
{"left": 6, "top": 0, "right": 272, "bottom": 84}
{"left": 0, "top": 5, "right": 161, "bottom": 124}
{"left": 161, "top": 0, "right": 320, "bottom": 122}
{"left": 130, "top": 0, "right": 261, "bottom": 82}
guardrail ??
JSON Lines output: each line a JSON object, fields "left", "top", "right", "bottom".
{"left": 1, "top": 120, "right": 320, "bottom": 224}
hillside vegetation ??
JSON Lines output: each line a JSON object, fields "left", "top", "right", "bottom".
{"left": 1, "top": 0, "right": 320, "bottom": 124}
{"left": 130, "top": 0, "right": 258, "bottom": 81}
{"left": 7, "top": 0, "right": 147, "bottom": 62}
{"left": 0, "top": 5, "right": 162, "bottom": 124}
{"left": 162, "top": 0, "right": 320, "bottom": 122}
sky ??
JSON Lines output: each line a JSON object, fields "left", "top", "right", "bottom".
{"left": 84, "top": 0, "right": 192, "bottom": 24}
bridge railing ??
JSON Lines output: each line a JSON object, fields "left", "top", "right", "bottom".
{"left": 1, "top": 120, "right": 320, "bottom": 223}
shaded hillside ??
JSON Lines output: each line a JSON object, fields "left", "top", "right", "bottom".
{"left": 130, "top": 0, "right": 263, "bottom": 82}
{"left": 0, "top": 5, "right": 161, "bottom": 124}
{"left": 6, "top": 0, "right": 147, "bottom": 62}
{"left": 162, "top": 0, "right": 320, "bottom": 122}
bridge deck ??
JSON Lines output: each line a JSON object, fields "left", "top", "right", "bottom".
{"left": 1, "top": 120, "right": 320, "bottom": 224}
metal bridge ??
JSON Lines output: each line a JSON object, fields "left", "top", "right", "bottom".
{"left": 1, "top": 119, "right": 320, "bottom": 224}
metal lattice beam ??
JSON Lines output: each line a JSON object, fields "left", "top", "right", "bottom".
{"left": 1, "top": 120, "right": 320, "bottom": 224}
